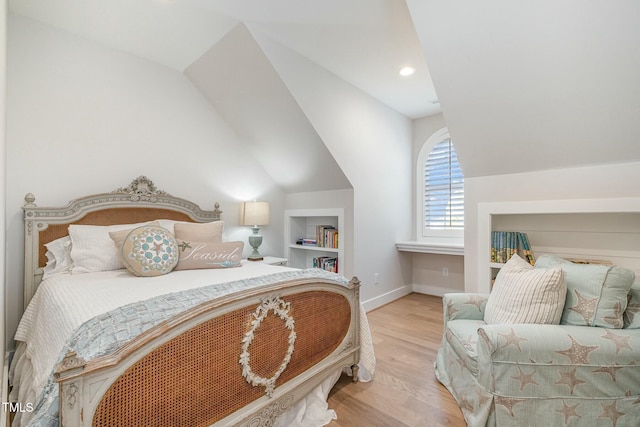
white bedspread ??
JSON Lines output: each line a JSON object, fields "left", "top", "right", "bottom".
{"left": 10, "top": 263, "right": 375, "bottom": 426}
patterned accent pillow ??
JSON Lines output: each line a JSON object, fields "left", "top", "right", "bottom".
{"left": 624, "top": 282, "right": 640, "bottom": 329}
{"left": 173, "top": 221, "right": 224, "bottom": 243}
{"left": 534, "top": 254, "right": 635, "bottom": 328}
{"left": 175, "top": 240, "right": 243, "bottom": 270}
{"left": 110, "top": 225, "right": 179, "bottom": 277}
{"left": 485, "top": 253, "right": 566, "bottom": 325}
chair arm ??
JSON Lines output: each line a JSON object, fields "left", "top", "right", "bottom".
{"left": 442, "top": 293, "right": 489, "bottom": 325}
{"left": 477, "top": 323, "right": 640, "bottom": 366}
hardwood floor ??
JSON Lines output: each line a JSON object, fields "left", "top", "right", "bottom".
{"left": 327, "top": 293, "right": 466, "bottom": 427}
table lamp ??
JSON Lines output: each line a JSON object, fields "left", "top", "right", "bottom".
{"left": 239, "top": 201, "right": 270, "bottom": 261}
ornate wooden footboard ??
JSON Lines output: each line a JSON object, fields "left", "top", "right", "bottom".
{"left": 54, "top": 277, "right": 361, "bottom": 427}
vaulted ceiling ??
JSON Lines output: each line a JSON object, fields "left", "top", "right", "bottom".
{"left": 9, "top": 0, "right": 439, "bottom": 118}
{"left": 9, "top": 0, "right": 640, "bottom": 180}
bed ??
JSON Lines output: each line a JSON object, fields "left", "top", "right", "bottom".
{"left": 10, "top": 176, "right": 374, "bottom": 427}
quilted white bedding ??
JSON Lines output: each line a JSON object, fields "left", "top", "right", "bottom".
{"left": 10, "top": 262, "right": 375, "bottom": 427}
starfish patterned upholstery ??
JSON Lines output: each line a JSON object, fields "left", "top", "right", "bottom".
{"left": 435, "top": 292, "right": 640, "bottom": 427}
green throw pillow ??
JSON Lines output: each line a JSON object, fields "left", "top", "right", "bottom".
{"left": 535, "top": 254, "right": 635, "bottom": 328}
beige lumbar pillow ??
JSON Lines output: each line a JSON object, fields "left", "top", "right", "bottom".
{"left": 484, "top": 253, "right": 566, "bottom": 325}
{"left": 175, "top": 240, "right": 243, "bottom": 270}
{"left": 110, "top": 224, "right": 179, "bottom": 277}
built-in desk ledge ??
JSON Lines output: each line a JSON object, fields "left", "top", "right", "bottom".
{"left": 395, "top": 241, "right": 464, "bottom": 256}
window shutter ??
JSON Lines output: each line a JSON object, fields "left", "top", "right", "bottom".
{"left": 424, "top": 139, "right": 464, "bottom": 230}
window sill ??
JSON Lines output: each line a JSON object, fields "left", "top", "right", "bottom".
{"left": 395, "top": 241, "right": 464, "bottom": 256}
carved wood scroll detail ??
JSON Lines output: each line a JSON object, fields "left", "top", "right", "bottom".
{"left": 240, "top": 295, "right": 296, "bottom": 398}
{"left": 112, "top": 175, "right": 170, "bottom": 202}
{"left": 65, "top": 383, "right": 79, "bottom": 409}
{"left": 246, "top": 394, "right": 295, "bottom": 427}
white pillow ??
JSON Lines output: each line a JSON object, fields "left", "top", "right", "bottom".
{"left": 68, "top": 222, "right": 157, "bottom": 273}
{"left": 43, "top": 236, "right": 74, "bottom": 279}
{"left": 484, "top": 253, "right": 566, "bottom": 325}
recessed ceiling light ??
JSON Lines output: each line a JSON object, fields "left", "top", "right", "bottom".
{"left": 399, "top": 66, "right": 415, "bottom": 77}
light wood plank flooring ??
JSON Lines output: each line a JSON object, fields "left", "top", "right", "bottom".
{"left": 327, "top": 293, "right": 466, "bottom": 427}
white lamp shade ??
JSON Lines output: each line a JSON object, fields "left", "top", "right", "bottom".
{"left": 239, "top": 201, "right": 270, "bottom": 226}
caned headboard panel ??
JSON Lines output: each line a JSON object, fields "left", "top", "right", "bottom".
{"left": 23, "top": 176, "right": 222, "bottom": 309}
{"left": 35, "top": 208, "right": 195, "bottom": 269}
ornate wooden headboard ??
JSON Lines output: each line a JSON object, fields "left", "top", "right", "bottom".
{"left": 22, "top": 176, "right": 222, "bottom": 309}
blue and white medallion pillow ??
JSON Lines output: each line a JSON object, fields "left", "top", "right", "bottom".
{"left": 110, "top": 224, "right": 179, "bottom": 277}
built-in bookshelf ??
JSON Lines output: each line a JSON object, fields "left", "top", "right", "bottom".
{"left": 490, "top": 231, "right": 535, "bottom": 266}
{"left": 478, "top": 198, "right": 640, "bottom": 293}
{"left": 284, "top": 209, "right": 344, "bottom": 274}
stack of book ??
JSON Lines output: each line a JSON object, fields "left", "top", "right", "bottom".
{"left": 296, "top": 238, "right": 317, "bottom": 246}
{"left": 316, "top": 225, "right": 338, "bottom": 248}
{"left": 491, "top": 231, "right": 535, "bottom": 265}
{"left": 313, "top": 256, "right": 338, "bottom": 272}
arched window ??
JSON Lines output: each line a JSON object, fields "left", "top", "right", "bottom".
{"left": 417, "top": 128, "right": 464, "bottom": 240}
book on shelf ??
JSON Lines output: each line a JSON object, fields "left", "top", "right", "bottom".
{"left": 315, "top": 225, "right": 339, "bottom": 249}
{"left": 491, "top": 231, "right": 535, "bottom": 265}
{"left": 313, "top": 256, "right": 338, "bottom": 273}
{"left": 296, "top": 238, "right": 317, "bottom": 246}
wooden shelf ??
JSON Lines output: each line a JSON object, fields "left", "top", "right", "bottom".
{"left": 396, "top": 241, "right": 464, "bottom": 256}
{"left": 477, "top": 197, "right": 640, "bottom": 294}
{"left": 289, "top": 244, "right": 339, "bottom": 253}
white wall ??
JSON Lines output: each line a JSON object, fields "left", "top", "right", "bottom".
{"left": 185, "top": 24, "right": 352, "bottom": 195}
{"left": 5, "top": 15, "right": 285, "bottom": 344}
{"left": 255, "top": 36, "right": 414, "bottom": 310}
{"left": 2, "top": 0, "right": 8, "bottom": 393}
{"left": 465, "top": 161, "right": 640, "bottom": 293}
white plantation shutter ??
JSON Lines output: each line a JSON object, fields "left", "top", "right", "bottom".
{"left": 424, "top": 138, "right": 464, "bottom": 230}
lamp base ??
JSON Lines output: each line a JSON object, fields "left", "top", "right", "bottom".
{"left": 247, "top": 227, "right": 264, "bottom": 262}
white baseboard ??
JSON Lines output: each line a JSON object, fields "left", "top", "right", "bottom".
{"left": 361, "top": 283, "right": 463, "bottom": 312}
{"left": 361, "top": 285, "right": 412, "bottom": 312}
{"left": 411, "top": 283, "right": 461, "bottom": 297}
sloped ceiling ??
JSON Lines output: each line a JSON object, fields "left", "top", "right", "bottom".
{"left": 407, "top": 0, "right": 640, "bottom": 177}
{"left": 185, "top": 24, "right": 351, "bottom": 193}
{"left": 9, "top": 0, "right": 640, "bottom": 181}
{"left": 8, "top": 0, "right": 439, "bottom": 118}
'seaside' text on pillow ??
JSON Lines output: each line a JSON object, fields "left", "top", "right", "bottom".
{"left": 175, "top": 240, "right": 243, "bottom": 270}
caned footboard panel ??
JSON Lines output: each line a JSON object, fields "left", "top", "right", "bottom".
{"left": 90, "top": 290, "right": 351, "bottom": 427}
